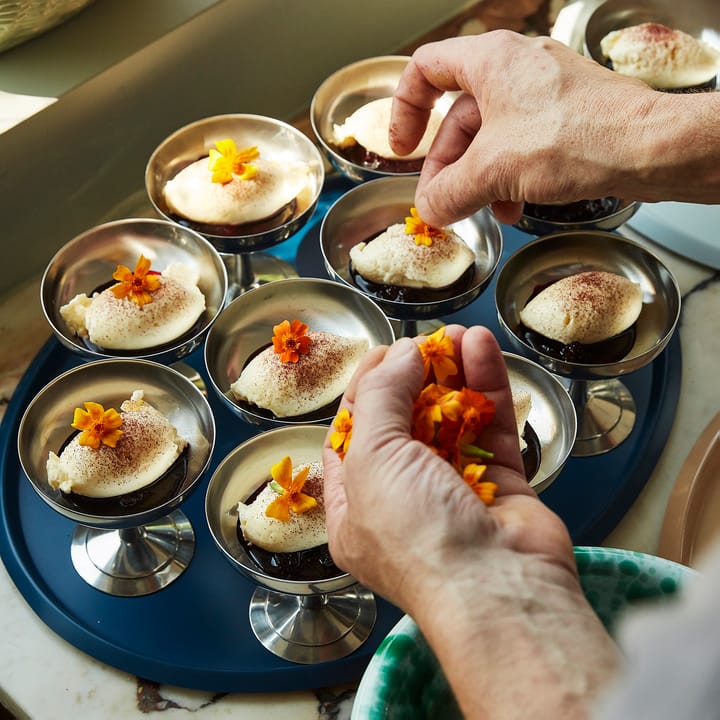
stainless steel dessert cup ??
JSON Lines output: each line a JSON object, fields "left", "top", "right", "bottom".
{"left": 18, "top": 359, "right": 216, "bottom": 596}
{"left": 515, "top": 199, "right": 640, "bottom": 237}
{"left": 146, "top": 114, "right": 325, "bottom": 298}
{"left": 41, "top": 217, "right": 228, "bottom": 364}
{"left": 205, "top": 425, "right": 375, "bottom": 664}
{"left": 495, "top": 230, "right": 680, "bottom": 457}
{"left": 320, "top": 176, "right": 503, "bottom": 337}
{"left": 204, "top": 277, "right": 394, "bottom": 428}
{"left": 503, "top": 352, "right": 577, "bottom": 494}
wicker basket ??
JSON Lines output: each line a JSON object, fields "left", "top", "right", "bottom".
{"left": 0, "top": 0, "right": 95, "bottom": 53}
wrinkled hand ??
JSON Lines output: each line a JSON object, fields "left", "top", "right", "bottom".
{"left": 389, "top": 31, "right": 655, "bottom": 226}
{"left": 323, "top": 325, "right": 575, "bottom": 611}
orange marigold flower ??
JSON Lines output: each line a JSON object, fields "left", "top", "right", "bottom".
{"left": 111, "top": 254, "right": 161, "bottom": 307}
{"left": 265, "top": 455, "right": 318, "bottom": 522}
{"left": 272, "top": 319, "right": 313, "bottom": 363}
{"left": 208, "top": 139, "right": 259, "bottom": 184}
{"left": 463, "top": 462, "right": 497, "bottom": 505}
{"left": 419, "top": 326, "right": 458, "bottom": 383}
{"left": 71, "top": 401, "right": 124, "bottom": 450}
{"left": 330, "top": 407, "right": 353, "bottom": 460}
{"left": 411, "top": 383, "right": 446, "bottom": 444}
{"left": 404, "top": 207, "right": 447, "bottom": 247}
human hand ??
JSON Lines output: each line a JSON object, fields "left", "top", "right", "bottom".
{"left": 389, "top": 31, "right": 656, "bottom": 226}
{"left": 322, "top": 325, "right": 576, "bottom": 612}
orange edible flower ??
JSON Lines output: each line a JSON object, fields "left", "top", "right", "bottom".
{"left": 208, "top": 139, "right": 259, "bottom": 184}
{"left": 418, "top": 326, "right": 458, "bottom": 383}
{"left": 265, "top": 455, "right": 318, "bottom": 522}
{"left": 111, "top": 255, "right": 161, "bottom": 307}
{"left": 272, "top": 319, "right": 313, "bottom": 363}
{"left": 463, "top": 463, "right": 497, "bottom": 504}
{"left": 330, "top": 407, "right": 353, "bottom": 460}
{"left": 404, "top": 207, "right": 447, "bottom": 247}
{"left": 71, "top": 401, "right": 124, "bottom": 450}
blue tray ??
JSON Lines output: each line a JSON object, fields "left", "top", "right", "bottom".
{"left": 0, "top": 176, "right": 681, "bottom": 692}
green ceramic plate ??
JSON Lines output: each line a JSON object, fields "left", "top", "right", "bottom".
{"left": 352, "top": 546, "right": 697, "bottom": 720}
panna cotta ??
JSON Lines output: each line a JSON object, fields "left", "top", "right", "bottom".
{"left": 512, "top": 387, "right": 532, "bottom": 453}
{"left": 333, "top": 97, "right": 443, "bottom": 166}
{"left": 163, "top": 139, "right": 311, "bottom": 226}
{"left": 237, "top": 459, "right": 326, "bottom": 553}
{"left": 600, "top": 22, "right": 720, "bottom": 90}
{"left": 519, "top": 271, "right": 643, "bottom": 346}
{"left": 47, "top": 390, "right": 187, "bottom": 498}
{"left": 230, "top": 320, "right": 369, "bottom": 418}
{"left": 349, "top": 209, "right": 475, "bottom": 290}
{"left": 60, "top": 256, "right": 206, "bottom": 351}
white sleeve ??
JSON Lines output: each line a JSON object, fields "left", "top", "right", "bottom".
{"left": 594, "top": 545, "right": 720, "bottom": 719}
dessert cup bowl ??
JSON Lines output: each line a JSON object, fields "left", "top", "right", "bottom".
{"left": 514, "top": 198, "right": 640, "bottom": 236}
{"left": 584, "top": 0, "right": 720, "bottom": 69}
{"left": 310, "top": 55, "right": 456, "bottom": 183}
{"left": 503, "top": 352, "right": 577, "bottom": 494}
{"left": 320, "top": 176, "right": 503, "bottom": 336}
{"left": 204, "top": 276, "right": 395, "bottom": 428}
{"left": 205, "top": 425, "right": 376, "bottom": 663}
{"left": 495, "top": 230, "right": 680, "bottom": 456}
{"left": 41, "top": 217, "right": 228, "bottom": 363}
{"left": 18, "top": 358, "right": 216, "bottom": 596}
{"left": 145, "top": 113, "right": 325, "bottom": 255}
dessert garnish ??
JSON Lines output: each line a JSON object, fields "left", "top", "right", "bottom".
{"left": 230, "top": 322, "right": 369, "bottom": 418}
{"left": 71, "top": 401, "right": 124, "bottom": 450}
{"left": 418, "top": 326, "right": 458, "bottom": 383}
{"left": 265, "top": 455, "right": 317, "bottom": 522}
{"left": 110, "top": 255, "right": 160, "bottom": 307}
{"left": 405, "top": 207, "right": 447, "bottom": 247}
{"left": 331, "top": 333, "right": 498, "bottom": 505}
{"left": 207, "top": 139, "right": 259, "bottom": 184}
{"left": 272, "top": 319, "right": 313, "bottom": 363}
{"left": 47, "top": 390, "right": 187, "bottom": 498}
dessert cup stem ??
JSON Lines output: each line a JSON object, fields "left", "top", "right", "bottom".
{"left": 247, "top": 584, "right": 377, "bottom": 664}
{"left": 222, "top": 252, "right": 298, "bottom": 300}
{"left": 567, "top": 378, "right": 637, "bottom": 457}
{"left": 69, "top": 509, "right": 195, "bottom": 596}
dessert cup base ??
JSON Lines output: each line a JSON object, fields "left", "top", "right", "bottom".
{"left": 390, "top": 318, "right": 446, "bottom": 338}
{"left": 222, "top": 252, "right": 297, "bottom": 301}
{"left": 70, "top": 509, "right": 195, "bottom": 596}
{"left": 568, "top": 378, "right": 637, "bottom": 457}
{"left": 248, "top": 583, "right": 376, "bottom": 664}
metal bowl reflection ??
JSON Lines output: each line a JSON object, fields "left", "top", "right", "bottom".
{"left": 41, "top": 218, "right": 228, "bottom": 363}
{"left": 204, "top": 277, "right": 394, "bottom": 428}
{"left": 495, "top": 230, "right": 681, "bottom": 380}
{"left": 515, "top": 198, "right": 640, "bottom": 236}
{"left": 320, "top": 176, "right": 503, "bottom": 324}
{"left": 310, "top": 55, "right": 456, "bottom": 183}
{"left": 145, "top": 114, "right": 325, "bottom": 254}
{"left": 504, "top": 352, "right": 576, "bottom": 494}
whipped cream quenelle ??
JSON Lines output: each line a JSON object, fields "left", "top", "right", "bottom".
{"left": 237, "top": 460, "right": 326, "bottom": 553}
{"left": 333, "top": 97, "right": 443, "bottom": 161}
{"left": 511, "top": 387, "right": 532, "bottom": 452}
{"left": 231, "top": 323, "right": 369, "bottom": 417}
{"left": 350, "top": 215, "right": 476, "bottom": 290}
{"left": 47, "top": 390, "right": 187, "bottom": 498}
{"left": 519, "top": 271, "right": 643, "bottom": 346}
{"left": 60, "top": 259, "right": 206, "bottom": 351}
{"left": 600, "top": 22, "right": 720, "bottom": 89}
{"left": 163, "top": 141, "right": 310, "bottom": 226}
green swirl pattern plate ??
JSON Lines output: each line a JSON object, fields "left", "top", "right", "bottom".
{"left": 352, "top": 546, "right": 697, "bottom": 720}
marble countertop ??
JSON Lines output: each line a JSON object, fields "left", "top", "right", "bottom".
{"left": 2, "top": 2, "right": 719, "bottom": 717}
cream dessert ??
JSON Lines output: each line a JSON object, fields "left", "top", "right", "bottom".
{"left": 47, "top": 390, "right": 187, "bottom": 499}
{"left": 512, "top": 387, "right": 532, "bottom": 453}
{"left": 230, "top": 320, "right": 369, "bottom": 418}
{"left": 163, "top": 139, "right": 310, "bottom": 226}
{"left": 520, "top": 271, "right": 642, "bottom": 346}
{"left": 600, "top": 23, "right": 720, "bottom": 90}
{"left": 60, "top": 256, "right": 206, "bottom": 351}
{"left": 332, "top": 97, "right": 443, "bottom": 170}
{"left": 236, "top": 457, "right": 339, "bottom": 581}
{"left": 349, "top": 208, "right": 475, "bottom": 294}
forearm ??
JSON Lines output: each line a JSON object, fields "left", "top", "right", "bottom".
{"left": 408, "top": 550, "right": 621, "bottom": 720}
